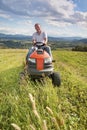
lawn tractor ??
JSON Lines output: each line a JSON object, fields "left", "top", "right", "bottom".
{"left": 26, "top": 43, "right": 61, "bottom": 86}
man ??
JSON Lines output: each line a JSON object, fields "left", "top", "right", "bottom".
{"left": 32, "top": 23, "right": 47, "bottom": 45}
{"left": 26, "top": 23, "right": 52, "bottom": 60}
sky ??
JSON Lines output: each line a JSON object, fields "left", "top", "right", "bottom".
{"left": 0, "top": 0, "right": 87, "bottom": 37}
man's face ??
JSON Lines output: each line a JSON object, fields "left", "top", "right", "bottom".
{"left": 35, "top": 24, "right": 41, "bottom": 32}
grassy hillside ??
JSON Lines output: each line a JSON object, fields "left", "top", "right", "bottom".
{"left": 0, "top": 49, "right": 87, "bottom": 130}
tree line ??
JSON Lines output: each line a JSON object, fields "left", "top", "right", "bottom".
{"left": 72, "top": 45, "right": 87, "bottom": 52}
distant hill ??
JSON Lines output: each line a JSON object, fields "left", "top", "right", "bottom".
{"left": 0, "top": 33, "right": 87, "bottom": 49}
{"left": 0, "top": 33, "right": 85, "bottom": 41}
{"left": 0, "top": 33, "right": 31, "bottom": 40}
{"left": 48, "top": 36, "right": 83, "bottom": 42}
{"left": 77, "top": 38, "right": 87, "bottom": 44}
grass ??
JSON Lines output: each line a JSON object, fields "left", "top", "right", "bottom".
{"left": 0, "top": 49, "right": 87, "bottom": 130}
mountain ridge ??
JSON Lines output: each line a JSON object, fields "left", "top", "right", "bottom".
{"left": 0, "top": 33, "right": 87, "bottom": 49}
{"left": 0, "top": 33, "right": 85, "bottom": 41}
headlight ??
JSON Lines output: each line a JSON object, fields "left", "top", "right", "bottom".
{"left": 44, "top": 58, "right": 52, "bottom": 63}
{"left": 28, "top": 58, "right": 36, "bottom": 63}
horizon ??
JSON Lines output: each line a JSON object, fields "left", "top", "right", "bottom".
{"left": 0, "top": 32, "right": 86, "bottom": 39}
{"left": 0, "top": 32, "right": 87, "bottom": 38}
{"left": 0, "top": 0, "right": 87, "bottom": 38}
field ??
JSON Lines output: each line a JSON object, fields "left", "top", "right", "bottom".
{"left": 0, "top": 49, "right": 87, "bottom": 130}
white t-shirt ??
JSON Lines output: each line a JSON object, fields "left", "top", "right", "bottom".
{"left": 32, "top": 32, "right": 47, "bottom": 43}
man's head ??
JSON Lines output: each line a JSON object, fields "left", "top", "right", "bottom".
{"left": 34, "top": 23, "right": 41, "bottom": 34}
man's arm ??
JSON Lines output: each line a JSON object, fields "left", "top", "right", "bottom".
{"left": 44, "top": 37, "right": 48, "bottom": 45}
{"left": 43, "top": 32, "right": 48, "bottom": 45}
{"left": 32, "top": 33, "right": 36, "bottom": 46}
{"left": 32, "top": 39, "right": 36, "bottom": 45}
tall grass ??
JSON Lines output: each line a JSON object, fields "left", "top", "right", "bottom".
{"left": 0, "top": 49, "right": 87, "bottom": 130}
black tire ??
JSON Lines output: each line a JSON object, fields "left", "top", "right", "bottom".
{"left": 51, "top": 72, "right": 61, "bottom": 87}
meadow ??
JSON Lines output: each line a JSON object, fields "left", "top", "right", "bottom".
{"left": 0, "top": 49, "right": 87, "bottom": 130}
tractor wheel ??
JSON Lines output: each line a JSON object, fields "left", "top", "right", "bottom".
{"left": 51, "top": 72, "right": 61, "bottom": 87}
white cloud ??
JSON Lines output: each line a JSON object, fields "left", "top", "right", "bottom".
{"left": 0, "top": 23, "right": 33, "bottom": 35}
{"left": 0, "top": 0, "right": 75, "bottom": 17}
{"left": 0, "top": 0, "right": 86, "bottom": 25}
{"left": 49, "top": 0, "right": 75, "bottom": 17}
{"left": 0, "top": 0, "right": 87, "bottom": 37}
{"left": 0, "top": 13, "right": 10, "bottom": 18}
{"left": 0, "top": 9, "right": 13, "bottom": 20}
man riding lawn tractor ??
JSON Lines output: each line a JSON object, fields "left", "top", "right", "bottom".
{"left": 25, "top": 23, "right": 61, "bottom": 86}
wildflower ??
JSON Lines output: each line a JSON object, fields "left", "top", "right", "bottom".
{"left": 46, "top": 106, "right": 53, "bottom": 116}
{"left": 29, "top": 93, "right": 36, "bottom": 110}
{"left": 42, "top": 120, "right": 48, "bottom": 130}
{"left": 29, "top": 93, "right": 40, "bottom": 121}
{"left": 33, "top": 109, "right": 40, "bottom": 120}
{"left": 51, "top": 117, "right": 60, "bottom": 130}
{"left": 30, "top": 124, "right": 36, "bottom": 130}
{"left": 11, "top": 123, "right": 21, "bottom": 130}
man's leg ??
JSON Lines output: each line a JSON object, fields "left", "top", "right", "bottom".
{"left": 43, "top": 46, "right": 53, "bottom": 59}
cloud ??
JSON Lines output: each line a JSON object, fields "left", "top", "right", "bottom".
{"left": 72, "top": 11, "right": 87, "bottom": 22}
{"left": 0, "top": 0, "right": 87, "bottom": 37}
{"left": 0, "top": 0, "right": 86, "bottom": 25}
{"left": 0, "top": 25, "right": 33, "bottom": 35}
{"left": 0, "top": 13, "right": 11, "bottom": 19}
{"left": 0, "top": 0, "right": 75, "bottom": 17}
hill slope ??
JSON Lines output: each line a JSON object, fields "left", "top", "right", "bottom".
{"left": 0, "top": 49, "right": 87, "bottom": 130}
{"left": 0, "top": 33, "right": 87, "bottom": 49}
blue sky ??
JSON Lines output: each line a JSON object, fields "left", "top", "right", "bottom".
{"left": 0, "top": 0, "right": 87, "bottom": 37}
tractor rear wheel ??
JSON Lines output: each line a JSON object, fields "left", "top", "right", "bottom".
{"left": 51, "top": 72, "right": 61, "bottom": 87}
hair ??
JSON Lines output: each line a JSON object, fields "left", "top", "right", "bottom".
{"left": 34, "top": 23, "right": 40, "bottom": 27}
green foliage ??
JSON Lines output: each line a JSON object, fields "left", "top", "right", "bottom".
{"left": 72, "top": 45, "right": 87, "bottom": 52}
{"left": 0, "top": 39, "right": 32, "bottom": 49}
{"left": 0, "top": 39, "right": 87, "bottom": 50}
{"left": 0, "top": 49, "right": 87, "bottom": 130}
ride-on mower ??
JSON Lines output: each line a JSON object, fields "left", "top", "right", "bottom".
{"left": 26, "top": 43, "right": 61, "bottom": 87}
